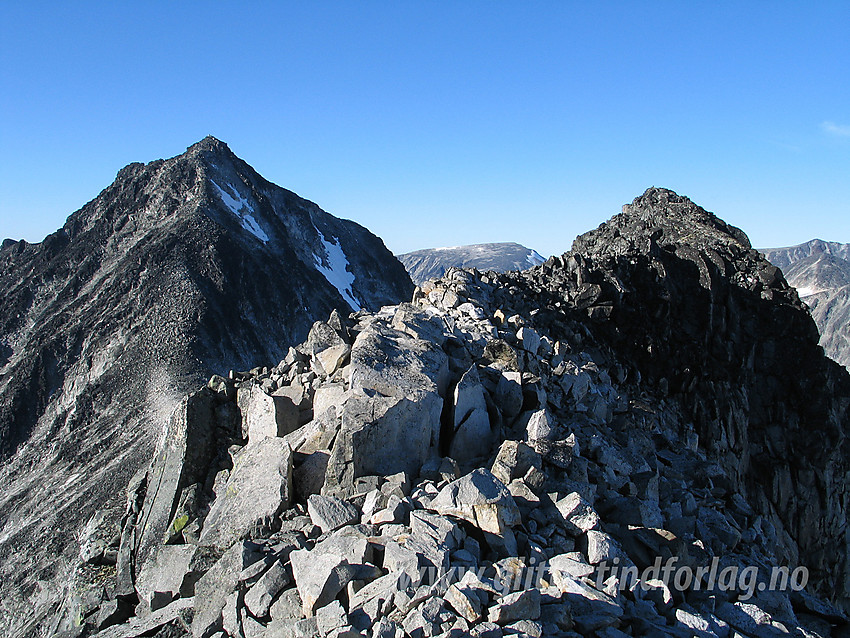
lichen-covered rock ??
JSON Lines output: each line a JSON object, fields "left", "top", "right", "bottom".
{"left": 199, "top": 437, "right": 293, "bottom": 549}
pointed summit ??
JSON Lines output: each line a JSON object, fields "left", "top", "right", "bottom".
{"left": 184, "top": 135, "right": 236, "bottom": 162}
{"left": 0, "top": 139, "right": 412, "bottom": 633}
{"left": 571, "top": 186, "right": 751, "bottom": 258}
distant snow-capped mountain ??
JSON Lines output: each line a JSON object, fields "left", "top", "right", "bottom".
{"left": 763, "top": 239, "right": 850, "bottom": 369}
{"left": 398, "top": 242, "right": 545, "bottom": 285}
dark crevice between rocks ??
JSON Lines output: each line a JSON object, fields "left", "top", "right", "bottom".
{"left": 438, "top": 379, "right": 458, "bottom": 458}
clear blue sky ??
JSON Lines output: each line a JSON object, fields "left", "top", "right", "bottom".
{"left": 1, "top": 2, "right": 848, "bottom": 257}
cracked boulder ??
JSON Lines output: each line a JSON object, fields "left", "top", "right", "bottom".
{"left": 199, "top": 437, "right": 293, "bottom": 549}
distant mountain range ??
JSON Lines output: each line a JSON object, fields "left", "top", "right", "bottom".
{"left": 398, "top": 242, "right": 545, "bottom": 285}
{"left": 763, "top": 239, "right": 850, "bottom": 369}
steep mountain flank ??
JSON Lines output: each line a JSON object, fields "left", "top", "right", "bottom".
{"left": 0, "top": 137, "right": 412, "bottom": 634}
{"left": 398, "top": 243, "right": 545, "bottom": 285}
{"left": 763, "top": 240, "right": 850, "bottom": 369}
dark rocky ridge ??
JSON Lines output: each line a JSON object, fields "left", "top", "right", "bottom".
{"left": 510, "top": 188, "right": 850, "bottom": 603}
{"left": 0, "top": 137, "right": 413, "bottom": 634}
{"left": 52, "top": 187, "right": 850, "bottom": 638}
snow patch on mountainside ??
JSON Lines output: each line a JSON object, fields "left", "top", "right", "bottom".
{"left": 526, "top": 250, "right": 545, "bottom": 267}
{"left": 211, "top": 179, "right": 269, "bottom": 243}
{"left": 796, "top": 286, "right": 822, "bottom": 298}
{"left": 313, "top": 226, "right": 361, "bottom": 311}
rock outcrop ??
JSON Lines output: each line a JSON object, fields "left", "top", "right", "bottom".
{"left": 0, "top": 137, "right": 413, "bottom": 635}
{"left": 60, "top": 188, "right": 850, "bottom": 638}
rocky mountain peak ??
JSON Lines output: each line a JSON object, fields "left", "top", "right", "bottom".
{"left": 187, "top": 134, "right": 232, "bottom": 155}
{"left": 573, "top": 187, "right": 752, "bottom": 261}
{"left": 763, "top": 238, "right": 850, "bottom": 370}
{"left": 0, "top": 139, "right": 412, "bottom": 635}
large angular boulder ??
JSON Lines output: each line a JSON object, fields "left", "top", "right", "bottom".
{"left": 290, "top": 527, "right": 371, "bottom": 616}
{"left": 347, "top": 322, "right": 449, "bottom": 400}
{"left": 244, "top": 560, "right": 290, "bottom": 619}
{"left": 285, "top": 407, "right": 340, "bottom": 455}
{"left": 237, "top": 384, "right": 300, "bottom": 442}
{"left": 134, "top": 544, "right": 197, "bottom": 613}
{"left": 556, "top": 492, "right": 600, "bottom": 535}
{"left": 449, "top": 365, "right": 493, "bottom": 462}
{"left": 429, "top": 469, "right": 520, "bottom": 537}
{"left": 312, "top": 383, "right": 348, "bottom": 420}
{"left": 321, "top": 322, "right": 449, "bottom": 495}
{"left": 494, "top": 371, "right": 523, "bottom": 421}
{"left": 526, "top": 409, "right": 555, "bottom": 452}
{"left": 294, "top": 450, "right": 331, "bottom": 501}
{"left": 324, "top": 392, "right": 442, "bottom": 496}
{"left": 305, "top": 320, "right": 351, "bottom": 377}
{"left": 391, "top": 303, "right": 449, "bottom": 346}
{"left": 136, "top": 390, "right": 218, "bottom": 567}
{"left": 199, "top": 438, "right": 293, "bottom": 549}
{"left": 490, "top": 440, "right": 543, "bottom": 487}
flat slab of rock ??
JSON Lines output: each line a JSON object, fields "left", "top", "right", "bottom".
{"left": 285, "top": 407, "right": 340, "bottom": 455}
{"left": 548, "top": 553, "right": 594, "bottom": 586}
{"left": 244, "top": 560, "right": 291, "bottom": 619}
{"left": 307, "top": 494, "right": 359, "bottom": 533}
{"left": 192, "top": 541, "right": 265, "bottom": 638}
{"left": 136, "top": 390, "right": 217, "bottom": 567}
{"left": 445, "top": 583, "right": 483, "bottom": 622}
{"left": 290, "top": 550, "right": 358, "bottom": 617}
{"left": 92, "top": 597, "right": 194, "bottom": 638}
{"left": 312, "top": 383, "right": 348, "bottom": 419}
{"left": 134, "top": 544, "right": 196, "bottom": 613}
{"left": 199, "top": 437, "right": 293, "bottom": 549}
{"left": 555, "top": 572, "right": 624, "bottom": 620}
{"left": 429, "top": 468, "right": 520, "bottom": 537}
{"left": 290, "top": 525, "right": 372, "bottom": 617}
{"left": 488, "top": 588, "right": 541, "bottom": 624}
